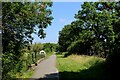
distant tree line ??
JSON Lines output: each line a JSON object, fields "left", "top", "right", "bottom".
{"left": 42, "top": 43, "right": 58, "bottom": 52}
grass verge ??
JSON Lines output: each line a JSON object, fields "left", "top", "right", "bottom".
{"left": 57, "top": 54, "right": 108, "bottom": 80}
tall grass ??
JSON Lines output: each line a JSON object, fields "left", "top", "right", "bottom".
{"left": 57, "top": 54, "right": 107, "bottom": 80}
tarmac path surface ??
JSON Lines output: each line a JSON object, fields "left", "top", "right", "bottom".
{"left": 31, "top": 54, "right": 59, "bottom": 80}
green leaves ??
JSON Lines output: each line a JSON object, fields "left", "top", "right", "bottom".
{"left": 58, "top": 2, "right": 120, "bottom": 58}
{"left": 2, "top": 2, "right": 53, "bottom": 52}
{"left": 2, "top": 2, "right": 53, "bottom": 79}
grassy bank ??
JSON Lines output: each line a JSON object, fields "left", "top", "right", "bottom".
{"left": 57, "top": 54, "right": 108, "bottom": 80}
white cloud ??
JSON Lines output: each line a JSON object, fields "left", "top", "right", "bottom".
{"left": 59, "top": 18, "right": 73, "bottom": 25}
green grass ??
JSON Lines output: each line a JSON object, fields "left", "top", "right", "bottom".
{"left": 57, "top": 54, "right": 108, "bottom": 80}
{"left": 15, "top": 69, "right": 34, "bottom": 78}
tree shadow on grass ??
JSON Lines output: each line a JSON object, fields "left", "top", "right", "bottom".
{"left": 59, "top": 61, "right": 113, "bottom": 80}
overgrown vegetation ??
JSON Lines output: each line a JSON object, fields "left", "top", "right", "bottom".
{"left": 2, "top": 2, "right": 53, "bottom": 79}
{"left": 2, "top": 41, "right": 57, "bottom": 79}
{"left": 1, "top": 1, "right": 120, "bottom": 80}
{"left": 57, "top": 54, "right": 108, "bottom": 80}
{"left": 58, "top": 2, "right": 120, "bottom": 79}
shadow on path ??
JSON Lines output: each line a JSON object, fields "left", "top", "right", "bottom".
{"left": 34, "top": 73, "right": 59, "bottom": 80}
{"left": 16, "top": 73, "right": 59, "bottom": 80}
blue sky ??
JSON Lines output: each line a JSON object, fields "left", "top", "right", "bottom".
{"left": 32, "top": 2, "right": 83, "bottom": 44}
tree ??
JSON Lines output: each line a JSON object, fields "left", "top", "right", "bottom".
{"left": 98, "top": 2, "right": 120, "bottom": 78}
{"left": 74, "top": 2, "right": 116, "bottom": 57}
{"left": 43, "top": 43, "right": 57, "bottom": 52}
{"left": 58, "top": 2, "right": 96, "bottom": 55}
{"left": 58, "top": 2, "right": 120, "bottom": 79}
{"left": 2, "top": 2, "right": 53, "bottom": 79}
{"left": 2, "top": 2, "right": 53, "bottom": 54}
{"left": 58, "top": 2, "right": 120, "bottom": 58}
{"left": 58, "top": 24, "right": 72, "bottom": 52}
{"left": 58, "top": 20, "right": 83, "bottom": 52}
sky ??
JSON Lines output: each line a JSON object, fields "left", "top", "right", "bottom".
{"left": 32, "top": 2, "right": 83, "bottom": 44}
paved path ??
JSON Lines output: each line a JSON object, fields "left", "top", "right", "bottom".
{"left": 31, "top": 54, "right": 59, "bottom": 80}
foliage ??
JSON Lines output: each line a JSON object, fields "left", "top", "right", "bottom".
{"left": 58, "top": 22, "right": 82, "bottom": 52}
{"left": 2, "top": 2, "right": 53, "bottom": 79}
{"left": 2, "top": 2, "right": 53, "bottom": 53}
{"left": 67, "top": 40, "right": 85, "bottom": 55}
{"left": 43, "top": 43, "right": 57, "bottom": 52}
{"left": 32, "top": 43, "right": 43, "bottom": 53}
{"left": 58, "top": 2, "right": 120, "bottom": 79}
{"left": 58, "top": 2, "right": 120, "bottom": 58}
